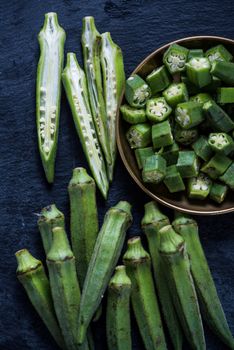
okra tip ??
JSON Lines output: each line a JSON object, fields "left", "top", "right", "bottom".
{"left": 142, "top": 201, "right": 169, "bottom": 226}
{"left": 109, "top": 265, "right": 131, "bottom": 287}
{"left": 15, "top": 249, "right": 41, "bottom": 275}
{"left": 159, "top": 225, "right": 184, "bottom": 255}
{"left": 69, "top": 167, "right": 94, "bottom": 186}
{"left": 113, "top": 201, "right": 132, "bottom": 217}
{"left": 173, "top": 211, "right": 196, "bottom": 226}
{"left": 46, "top": 227, "right": 73, "bottom": 262}
{"left": 82, "top": 16, "right": 97, "bottom": 32}
{"left": 123, "top": 236, "right": 150, "bottom": 263}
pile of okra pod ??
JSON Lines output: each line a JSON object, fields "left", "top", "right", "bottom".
{"left": 122, "top": 44, "right": 234, "bottom": 202}
{"left": 15, "top": 167, "right": 234, "bottom": 350}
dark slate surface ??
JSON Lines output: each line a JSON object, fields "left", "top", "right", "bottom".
{"left": 0, "top": 0, "right": 233, "bottom": 349}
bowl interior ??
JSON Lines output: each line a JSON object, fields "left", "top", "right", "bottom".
{"left": 117, "top": 36, "right": 234, "bottom": 215}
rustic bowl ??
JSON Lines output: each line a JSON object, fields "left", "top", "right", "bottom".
{"left": 117, "top": 36, "right": 234, "bottom": 215}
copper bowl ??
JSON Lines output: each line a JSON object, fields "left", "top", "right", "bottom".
{"left": 117, "top": 36, "right": 234, "bottom": 215}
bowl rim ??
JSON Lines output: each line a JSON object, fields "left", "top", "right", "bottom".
{"left": 117, "top": 35, "right": 234, "bottom": 215}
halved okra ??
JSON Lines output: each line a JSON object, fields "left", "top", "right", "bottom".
{"left": 146, "top": 97, "right": 172, "bottom": 122}
{"left": 209, "top": 182, "right": 228, "bottom": 203}
{"left": 211, "top": 61, "right": 234, "bottom": 85}
{"left": 203, "top": 100, "right": 234, "bottom": 132}
{"left": 120, "top": 104, "right": 146, "bottom": 124}
{"left": 175, "top": 101, "right": 204, "bottom": 129}
{"left": 126, "top": 123, "right": 151, "bottom": 149}
{"left": 205, "top": 44, "right": 233, "bottom": 64}
{"left": 162, "top": 82, "right": 189, "bottom": 107}
{"left": 135, "top": 147, "right": 154, "bottom": 169}
{"left": 188, "top": 49, "right": 204, "bottom": 60}
{"left": 125, "top": 74, "right": 151, "bottom": 108}
{"left": 192, "top": 135, "right": 213, "bottom": 161}
{"left": 217, "top": 88, "right": 234, "bottom": 104}
{"left": 176, "top": 150, "right": 199, "bottom": 178}
{"left": 188, "top": 173, "right": 212, "bottom": 200}
{"left": 142, "top": 154, "right": 166, "bottom": 184}
{"left": 146, "top": 65, "right": 171, "bottom": 94}
{"left": 190, "top": 92, "right": 212, "bottom": 105}
{"left": 219, "top": 162, "right": 234, "bottom": 190}
{"left": 201, "top": 153, "right": 232, "bottom": 179}
{"left": 163, "top": 44, "right": 189, "bottom": 74}
{"left": 174, "top": 124, "right": 198, "bottom": 145}
{"left": 208, "top": 133, "right": 234, "bottom": 155}
{"left": 163, "top": 165, "right": 185, "bottom": 193}
{"left": 186, "top": 57, "right": 211, "bottom": 88}
{"left": 161, "top": 142, "right": 179, "bottom": 165}
{"left": 152, "top": 120, "right": 174, "bottom": 148}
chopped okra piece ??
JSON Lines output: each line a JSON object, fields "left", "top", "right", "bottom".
{"left": 217, "top": 88, "right": 234, "bottom": 104}
{"left": 135, "top": 147, "right": 154, "bottom": 169}
{"left": 192, "top": 136, "right": 213, "bottom": 161}
{"left": 120, "top": 104, "right": 146, "bottom": 124}
{"left": 188, "top": 173, "right": 212, "bottom": 200}
{"left": 203, "top": 100, "right": 234, "bottom": 132}
{"left": 208, "top": 133, "right": 234, "bottom": 155}
{"left": 152, "top": 120, "right": 174, "bottom": 149}
{"left": 163, "top": 165, "right": 185, "bottom": 193}
{"left": 174, "top": 124, "right": 198, "bottom": 145}
{"left": 219, "top": 162, "right": 234, "bottom": 190}
{"left": 188, "top": 49, "right": 204, "bottom": 60}
{"left": 176, "top": 151, "right": 199, "bottom": 178}
{"left": 142, "top": 154, "right": 166, "bottom": 183}
{"left": 201, "top": 153, "right": 232, "bottom": 179}
{"left": 175, "top": 101, "right": 204, "bottom": 129}
{"left": 162, "top": 83, "right": 189, "bottom": 107}
{"left": 211, "top": 61, "right": 234, "bottom": 85}
{"left": 181, "top": 76, "right": 200, "bottom": 95}
{"left": 125, "top": 74, "right": 151, "bottom": 108}
{"left": 202, "top": 76, "right": 221, "bottom": 92}
{"left": 161, "top": 142, "right": 179, "bottom": 165}
{"left": 190, "top": 93, "right": 212, "bottom": 105}
{"left": 146, "top": 65, "right": 171, "bottom": 94}
{"left": 126, "top": 123, "right": 151, "bottom": 149}
{"left": 146, "top": 97, "right": 172, "bottom": 122}
{"left": 205, "top": 45, "right": 233, "bottom": 64}
{"left": 209, "top": 182, "right": 228, "bottom": 203}
{"left": 163, "top": 44, "right": 189, "bottom": 74}
{"left": 186, "top": 57, "right": 212, "bottom": 88}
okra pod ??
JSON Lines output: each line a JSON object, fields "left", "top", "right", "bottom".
{"left": 62, "top": 52, "right": 109, "bottom": 198}
{"left": 125, "top": 74, "right": 151, "bottom": 108}
{"left": 205, "top": 44, "right": 233, "bottom": 64}
{"left": 203, "top": 100, "right": 234, "bottom": 133}
{"left": 36, "top": 13, "right": 66, "bottom": 183}
{"left": 77, "top": 201, "right": 132, "bottom": 344}
{"left": 106, "top": 266, "right": 132, "bottom": 350}
{"left": 123, "top": 236, "right": 167, "bottom": 350}
{"left": 146, "top": 65, "right": 171, "bottom": 94}
{"left": 146, "top": 97, "right": 172, "bottom": 122}
{"left": 172, "top": 214, "right": 234, "bottom": 349}
{"left": 16, "top": 249, "right": 65, "bottom": 349}
{"left": 152, "top": 120, "right": 174, "bottom": 148}
{"left": 219, "top": 162, "right": 234, "bottom": 190}
{"left": 120, "top": 104, "right": 146, "bottom": 124}
{"left": 211, "top": 61, "right": 234, "bottom": 85}
{"left": 163, "top": 44, "right": 189, "bottom": 74}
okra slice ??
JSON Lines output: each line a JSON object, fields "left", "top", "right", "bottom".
{"left": 210, "top": 182, "right": 228, "bottom": 203}
{"left": 175, "top": 101, "right": 204, "bottom": 129}
{"left": 203, "top": 76, "right": 221, "bottom": 92}
{"left": 217, "top": 87, "right": 234, "bottom": 104}
{"left": 190, "top": 92, "right": 212, "bottom": 105}
{"left": 152, "top": 120, "right": 174, "bottom": 148}
{"left": 219, "top": 162, "right": 234, "bottom": 190}
{"left": 126, "top": 123, "right": 151, "bottom": 149}
{"left": 62, "top": 53, "right": 109, "bottom": 198}
{"left": 211, "top": 61, "right": 234, "bottom": 85}
{"left": 208, "top": 133, "right": 234, "bottom": 155}
{"left": 201, "top": 153, "right": 232, "bottom": 179}
{"left": 146, "top": 65, "right": 171, "bottom": 94}
{"left": 162, "top": 82, "right": 189, "bottom": 107}
{"left": 36, "top": 13, "right": 66, "bottom": 183}
{"left": 181, "top": 75, "right": 200, "bottom": 95}
{"left": 176, "top": 150, "right": 199, "bottom": 178}
{"left": 135, "top": 147, "right": 154, "bottom": 169}
{"left": 192, "top": 136, "right": 213, "bottom": 161}
{"left": 188, "top": 173, "right": 212, "bottom": 200}
{"left": 163, "top": 44, "right": 189, "bottom": 74}
{"left": 205, "top": 44, "right": 233, "bottom": 64}
{"left": 203, "top": 100, "right": 234, "bottom": 132}
{"left": 188, "top": 49, "right": 204, "bottom": 60}
{"left": 142, "top": 154, "right": 166, "bottom": 184}
{"left": 174, "top": 124, "right": 198, "bottom": 145}
{"left": 125, "top": 74, "right": 151, "bottom": 108}
{"left": 163, "top": 165, "right": 185, "bottom": 193}
{"left": 161, "top": 142, "right": 179, "bottom": 165}
{"left": 120, "top": 104, "right": 146, "bottom": 124}
{"left": 146, "top": 97, "right": 172, "bottom": 122}
{"left": 186, "top": 57, "right": 211, "bottom": 88}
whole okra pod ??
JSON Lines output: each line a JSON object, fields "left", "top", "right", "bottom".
{"left": 77, "top": 201, "right": 132, "bottom": 344}
{"left": 172, "top": 213, "right": 234, "bottom": 349}
{"left": 106, "top": 265, "right": 132, "bottom": 350}
{"left": 62, "top": 53, "right": 109, "bottom": 198}
{"left": 15, "top": 249, "right": 66, "bottom": 349}
{"left": 36, "top": 13, "right": 66, "bottom": 183}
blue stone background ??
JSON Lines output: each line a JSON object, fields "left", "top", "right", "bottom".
{"left": 0, "top": 0, "right": 233, "bottom": 349}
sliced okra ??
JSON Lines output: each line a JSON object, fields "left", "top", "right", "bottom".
{"left": 188, "top": 173, "right": 212, "bottom": 200}
{"left": 181, "top": 76, "right": 200, "bottom": 95}
{"left": 162, "top": 82, "right": 189, "bottom": 107}
{"left": 146, "top": 65, "right": 171, "bottom": 94}
{"left": 146, "top": 97, "right": 172, "bottom": 122}
{"left": 208, "top": 133, "right": 234, "bottom": 155}
{"left": 142, "top": 154, "right": 166, "bottom": 184}
{"left": 174, "top": 124, "right": 198, "bottom": 145}
{"left": 175, "top": 101, "right": 204, "bottom": 129}
{"left": 190, "top": 93, "right": 212, "bottom": 105}
{"left": 163, "top": 44, "right": 189, "bottom": 74}
{"left": 126, "top": 123, "right": 151, "bottom": 149}
{"left": 186, "top": 57, "right": 211, "bottom": 88}
{"left": 176, "top": 150, "right": 199, "bottom": 178}
{"left": 161, "top": 142, "right": 179, "bottom": 165}
{"left": 163, "top": 165, "right": 185, "bottom": 193}
{"left": 219, "top": 162, "right": 234, "bottom": 190}
{"left": 192, "top": 136, "right": 213, "bottom": 161}
{"left": 125, "top": 74, "right": 151, "bottom": 108}
{"left": 217, "top": 88, "right": 234, "bottom": 104}
{"left": 201, "top": 153, "right": 232, "bottom": 179}
{"left": 120, "top": 104, "right": 146, "bottom": 124}
{"left": 203, "top": 76, "right": 221, "bottom": 92}
{"left": 188, "top": 49, "right": 204, "bottom": 60}
{"left": 211, "top": 61, "right": 234, "bottom": 85}
{"left": 205, "top": 45, "right": 233, "bottom": 64}
{"left": 152, "top": 120, "right": 174, "bottom": 148}
{"left": 203, "top": 100, "right": 234, "bottom": 133}
{"left": 209, "top": 182, "right": 228, "bottom": 203}
{"left": 135, "top": 147, "right": 154, "bottom": 169}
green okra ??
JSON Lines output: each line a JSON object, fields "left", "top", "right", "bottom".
{"left": 62, "top": 52, "right": 109, "bottom": 198}
{"left": 161, "top": 142, "right": 179, "bottom": 165}
{"left": 211, "top": 61, "right": 234, "bottom": 85}
{"left": 162, "top": 82, "right": 189, "bottom": 107}
{"left": 16, "top": 249, "right": 66, "bottom": 349}
{"left": 190, "top": 92, "right": 212, "bottom": 105}
{"left": 174, "top": 124, "right": 198, "bottom": 145}
{"left": 219, "top": 162, "right": 234, "bottom": 190}
{"left": 209, "top": 182, "right": 228, "bottom": 203}
{"left": 36, "top": 13, "right": 66, "bottom": 183}
{"left": 120, "top": 104, "right": 146, "bottom": 124}
{"left": 123, "top": 236, "right": 167, "bottom": 350}
{"left": 159, "top": 225, "right": 206, "bottom": 350}
{"left": 187, "top": 173, "right": 212, "bottom": 200}
{"left": 146, "top": 97, "right": 172, "bottom": 122}
{"left": 217, "top": 87, "right": 234, "bottom": 104}
{"left": 141, "top": 202, "right": 183, "bottom": 350}
{"left": 172, "top": 214, "right": 234, "bottom": 349}
{"left": 68, "top": 167, "right": 99, "bottom": 288}
{"left": 186, "top": 57, "right": 211, "bottom": 88}
{"left": 146, "top": 65, "right": 171, "bottom": 94}
{"left": 201, "top": 153, "right": 232, "bottom": 179}
{"left": 175, "top": 101, "right": 204, "bottom": 129}
{"left": 77, "top": 201, "right": 132, "bottom": 344}
{"left": 192, "top": 135, "right": 213, "bottom": 162}
{"left": 205, "top": 44, "right": 233, "bottom": 64}
{"left": 188, "top": 49, "right": 204, "bottom": 60}
{"left": 181, "top": 76, "right": 200, "bottom": 95}
{"left": 152, "top": 120, "right": 174, "bottom": 148}
{"left": 135, "top": 147, "right": 154, "bottom": 169}
{"left": 125, "top": 74, "right": 151, "bottom": 108}
{"left": 203, "top": 100, "right": 234, "bottom": 133}
{"left": 176, "top": 150, "right": 199, "bottom": 178}
{"left": 106, "top": 266, "right": 132, "bottom": 350}
{"left": 82, "top": 16, "right": 111, "bottom": 165}
{"left": 164, "top": 165, "right": 185, "bottom": 193}
{"left": 163, "top": 44, "right": 189, "bottom": 74}
{"left": 126, "top": 123, "right": 151, "bottom": 149}
{"left": 208, "top": 133, "right": 234, "bottom": 155}
{"left": 142, "top": 154, "right": 166, "bottom": 184}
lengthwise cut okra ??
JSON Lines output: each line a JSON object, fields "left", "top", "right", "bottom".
{"left": 36, "top": 13, "right": 66, "bottom": 183}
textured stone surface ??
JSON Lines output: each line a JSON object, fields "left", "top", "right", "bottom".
{"left": 0, "top": 0, "right": 233, "bottom": 349}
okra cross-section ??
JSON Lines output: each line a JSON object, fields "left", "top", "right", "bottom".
{"left": 152, "top": 120, "right": 174, "bottom": 148}
{"left": 176, "top": 150, "right": 199, "bottom": 178}
{"left": 205, "top": 45, "right": 233, "bottom": 64}
{"left": 146, "top": 97, "right": 172, "bottom": 122}
{"left": 163, "top": 44, "right": 189, "bottom": 74}
{"left": 203, "top": 100, "right": 234, "bottom": 133}
{"left": 163, "top": 165, "right": 185, "bottom": 193}
{"left": 142, "top": 154, "right": 166, "bottom": 184}
{"left": 186, "top": 57, "right": 211, "bottom": 88}
{"left": 125, "top": 74, "right": 151, "bottom": 108}
{"left": 126, "top": 123, "right": 151, "bottom": 149}
{"left": 208, "top": 133, "right": 234, "bottom": 155}
{"left": 175, "top": 101, "right": 204, "bottom": 129}
{"left": 120, "top": 104, "right": 146, "bottom": 124}
{"left": 201, "top": 153, "right": 232, "bottom": 179}
{"left": 36, "top": 13, "right": 66, "bottom": 183}
{"left": 163, "top": 82, "right": 188, "bottom": 107}
{"left": 174, "top": 124, "right": 198, "bottom": 145}
{"left": 188, "top": 173, "right": 212, "bottom": 200}
{"left": 146, "top": 65, "right": 171, "bottom": 94}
